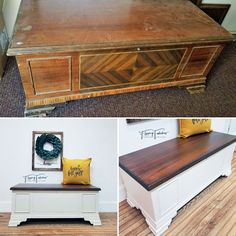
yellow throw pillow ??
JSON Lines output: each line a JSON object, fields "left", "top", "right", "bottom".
{"left": 62, "top": 158, "right": 91, "bottom": 185}
{"left": 179, "top": 119, "right": 212, "bottom": 138}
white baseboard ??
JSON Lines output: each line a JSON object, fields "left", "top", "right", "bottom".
{"left": 119, "top": 184, "right": 127, "bottom": 202}
{"left": 0, "top": 201, "right": 116, "bottom": 213}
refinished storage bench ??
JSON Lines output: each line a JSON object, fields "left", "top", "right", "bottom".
{"left": 8, "top": 184, "right": 101, "bottom": 226}
{"left": 7, "top": 0, "right": 233, "bottom": 116}
{"left": 119, "top": 132, "right": 236, "bottom": 235}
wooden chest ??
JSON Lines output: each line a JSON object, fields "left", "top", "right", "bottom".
{"left": 119, "top": 132, "right": 236, "bottom": 235}
{"left": 9, "top": 184, "right": 101, "bottom": 226}
{"left": 7, "top": 0, "right": 233, "bottom": 114}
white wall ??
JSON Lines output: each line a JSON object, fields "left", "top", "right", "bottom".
{"left": 228, "top": 119, "right": 236, "bottom": 135}
{"left": 203, "top": 0, "right": 236, "bottom": 33}
{"left": 119, "top": 119, "right": 178, "bottom": 156}
{"left": 2, "top": 0, "right": 21, "bottom": 38}
{"left": 119, "top": 118, "right": 231, "bottom": 202}
{"left": 0, "top": 118, "right": 117, "bottom": 212}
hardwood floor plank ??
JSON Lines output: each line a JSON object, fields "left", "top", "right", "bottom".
{"left": 164, "top": 173, "right": 236, "bottom": 235}
{"left": 227, "top": 221, "right": 236, "bottom": 236}
{"left": 210, "top": 203, "right": 236, "bottom": 236}
{"left": 120, "top": 205, "right": 138, "bottom": 218}
{"left": 0, "top": 213, "right": 117, "bottom": 235}
{"left": 186, "top": 190, "right": 236, "bottom": 235}
{"left": 120, "top": 211, "right": 142, "bottom": 226}
{"left": 136, "top": 226, "right": 153, "bottom": 236}
{"left": 119, "top": 201, "right": 128, "bottom": 211}
{"left": 130, "top": 221, "right": 149, "bottom": 235}
{"left": 167, "top": 178, "right": 236, "bottom": 235}
{"left": 120, "top": 217, "right": 147, "bottom": 235}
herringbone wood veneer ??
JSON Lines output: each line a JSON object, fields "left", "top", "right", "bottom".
{"left": 80, "top": 49, "right": 185, "bottom": 89}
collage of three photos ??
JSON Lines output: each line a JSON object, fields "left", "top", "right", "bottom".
{"left": 0, "top": 0, "right": 236, "bottom": 236}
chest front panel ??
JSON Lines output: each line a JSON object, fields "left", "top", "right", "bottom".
{"left": 16, "top": 43, "right": 223, "bottom": 108}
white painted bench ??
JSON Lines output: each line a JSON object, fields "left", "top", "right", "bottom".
{"left": 8, "top": 184, "right": 101, "bottom": 227}
{"left": 120, "top": 132, "right": 236, "bottom": 235}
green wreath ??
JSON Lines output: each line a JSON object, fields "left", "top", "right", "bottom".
{"left": 35, "top": 134, "right": 62, "bottom": 163}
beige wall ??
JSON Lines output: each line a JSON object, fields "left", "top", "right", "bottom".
{"left": 2, "top": 0, "right": 21, "bottom": 38}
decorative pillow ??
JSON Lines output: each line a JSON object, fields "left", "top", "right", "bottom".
{"left": 62, "top": 158, "right": 92, "bottom": 185}
{"left": 179, "top": 119, "right": 212, "bottom": 138}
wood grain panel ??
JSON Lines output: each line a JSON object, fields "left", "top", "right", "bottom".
{"left": 7, "top": 0, "right": 233, "bottom": 56}
{"left": 28, "top": 56, "right": 72, "bottom": 95}
{"left": 181, "top": 46, "right": 219, "bottom": 77}
{"left": 80, "top": 49, "right": 185, "bottom": 90}
{"left": 16, "top": 52, "right": 79, "bottom": 99}
{"left": 119, "top": 132, "right": 236, "bottom": 191}
{"left": 120, "top": 153, "right": 236, "bottom": 236}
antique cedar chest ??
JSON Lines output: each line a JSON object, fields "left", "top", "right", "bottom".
{"left": 7, "top": 0, "right": 233, "bottom": 115}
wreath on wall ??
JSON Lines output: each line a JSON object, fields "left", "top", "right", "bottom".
{"left": 35, "top": 134, "right": 62, "bottom": 164}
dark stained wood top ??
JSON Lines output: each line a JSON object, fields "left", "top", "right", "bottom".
{"left": 10, "top": 184, "right": 101, "bottom": 191}
{"left": 8, "top": 0, "right": 233, "bottom": 56}
{"left": 119, "top": 132, "right": 236, "bottom": 191}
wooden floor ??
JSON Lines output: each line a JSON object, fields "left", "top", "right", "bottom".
{"left": 119, "top": 153, "right": 236, "bottom": 236}
{"left": 0, "top": 213, "right": 117, "bottom": 236}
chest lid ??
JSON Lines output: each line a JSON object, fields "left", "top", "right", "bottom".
{"left": 119, "top": 132, "right": 236, "bottom": 191}
{"left": 8, "top": 0, "right": 233, "bottom": 55}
